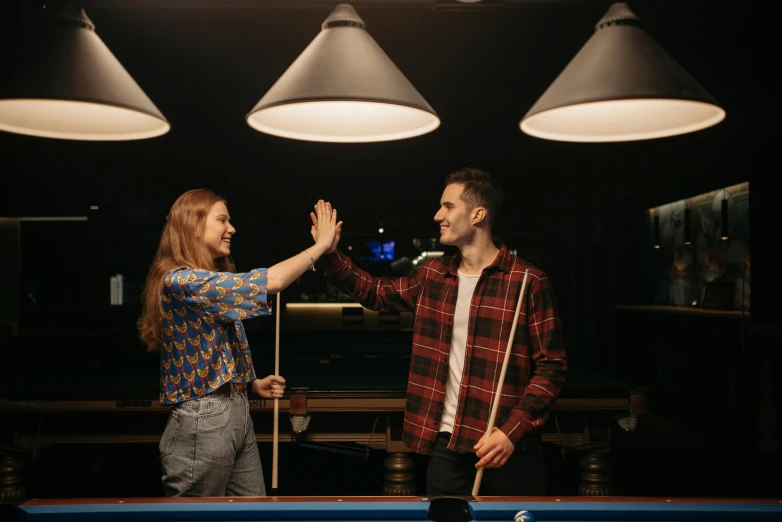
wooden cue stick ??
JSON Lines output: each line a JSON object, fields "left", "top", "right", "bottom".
{"left": 472, "top": 269, "right": 529, "bottom": 496}
{"left": 272, "top": 292, "right": 280, "bottom": 491}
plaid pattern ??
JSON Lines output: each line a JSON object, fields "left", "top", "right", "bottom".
{"left": 322, "top": 244, "right": 566, "bottom": 454}
{"left": 158, "top": 266, "right": 269, "bottom": 405}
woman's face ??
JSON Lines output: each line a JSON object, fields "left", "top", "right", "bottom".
{"left": 203, "top": 201, "right": 235, "bottom": 259}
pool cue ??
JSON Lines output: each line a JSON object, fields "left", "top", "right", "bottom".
{"left": 272, "top": 292, "right": 280, "bottom": 494}
{"left": 472, "top": 269, "right": 529, "bottom": 496}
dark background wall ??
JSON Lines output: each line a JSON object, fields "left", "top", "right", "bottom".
{"left": 1, "top": 0, "right": 779, "bottom": 502}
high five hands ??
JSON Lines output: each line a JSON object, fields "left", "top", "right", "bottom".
{"left": 310, "top": 200, "right": 342, "bottom": 254}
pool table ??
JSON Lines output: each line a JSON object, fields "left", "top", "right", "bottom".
{"left": 0, "top": 356, "right": 635, "bottom": 497}
{"left": 14, "top": 496, "right": 782, "bottom": 521}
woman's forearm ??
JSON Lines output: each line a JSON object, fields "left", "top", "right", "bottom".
{"left": 266, "top": 242, "right": 328, "bottom": 294}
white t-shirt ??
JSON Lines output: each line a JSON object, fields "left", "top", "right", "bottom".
{"left": 440, "top": 269, "right": 480, "bottom": 433}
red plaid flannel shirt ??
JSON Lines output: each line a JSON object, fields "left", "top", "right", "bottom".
{"left": 322, "top": 243, "right": 567, "bottom": 454}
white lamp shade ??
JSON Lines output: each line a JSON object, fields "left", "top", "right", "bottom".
{"left": 0, "top": 6, "right": 169, "bottom": 141}
{"left": 246, "top": 4, "right": 439, "bottom": 143}
{"left": 520, "top": 2, "right": 725, "bottom": 142}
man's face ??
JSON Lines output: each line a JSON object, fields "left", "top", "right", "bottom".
{"left": 434, "top": 183, "right": 474, "bottom": 247}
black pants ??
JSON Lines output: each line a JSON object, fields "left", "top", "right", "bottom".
{"left": 426, "top": 432, "right": 547, "bottom": 496}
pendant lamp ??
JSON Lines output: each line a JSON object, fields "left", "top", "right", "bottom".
{"left": 0, "top": 3, "right": 170, "bottom": 141}
{"left": 520, "top": 2, "right": 725, "bottom": 142}
{"left": 246, "top": 3, "right": 439, "bottom": 143}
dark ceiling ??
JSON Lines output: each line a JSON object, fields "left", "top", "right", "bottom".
{"left": 0, "top": 0, "right": 772, "bottom": 244}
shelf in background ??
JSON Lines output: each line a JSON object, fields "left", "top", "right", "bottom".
{"left": 616, "top": 305, "right": 750, "bottom": 319}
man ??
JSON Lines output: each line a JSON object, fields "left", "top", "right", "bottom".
{"left": 312, "top": 168, "right": 567, "bottom": 496}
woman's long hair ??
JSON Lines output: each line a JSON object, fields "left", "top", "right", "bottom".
{"left": 138, "top": 189, "right": 234, "bottom": 352}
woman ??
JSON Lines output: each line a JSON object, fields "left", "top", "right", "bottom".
{"left": 138, "top": 188, "right": 339, "bottom": 496}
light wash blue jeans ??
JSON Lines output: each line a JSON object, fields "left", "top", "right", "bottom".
{"left": 159, "top": 388, "right": 265, "bottom": 496}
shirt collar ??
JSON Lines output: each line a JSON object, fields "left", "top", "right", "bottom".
{"left": 446, "top": 242, "right": 512, "bottom": 276}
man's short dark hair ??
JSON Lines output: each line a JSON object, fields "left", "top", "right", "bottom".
{"left": 444, "top": 167, "right": 504, "bottom": 228}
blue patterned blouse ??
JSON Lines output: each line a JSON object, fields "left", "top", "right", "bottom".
{"left": 158, "top": 266, "right": 270, "bottom": 405}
